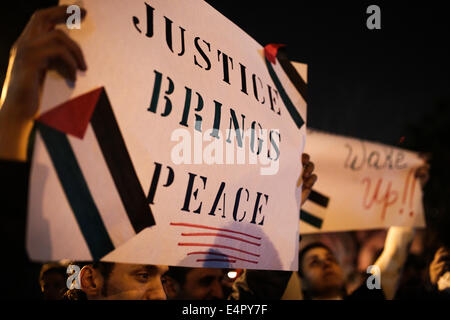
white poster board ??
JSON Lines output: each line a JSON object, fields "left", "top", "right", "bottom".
{"left": 300, "top": 129, "right": 426, "bottom": 233}
{"left": 26, "top": 0, "right": 308, "bottom": 271}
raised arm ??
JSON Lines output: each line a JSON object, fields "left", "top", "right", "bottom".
{"left": 0, "top": 5, "right": 86, "bottom": 161}
{"left": 370, "top": 163, "right": 430, "bottom": 299}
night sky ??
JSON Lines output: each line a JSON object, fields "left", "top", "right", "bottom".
{"left": 1, "top": 1, "right": 449, "bottom": 147}
{"left": 204, "top": 1, "right": 450, "bottom": 147}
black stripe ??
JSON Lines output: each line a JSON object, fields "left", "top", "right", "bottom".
{"left": 276, "top": 47, "right": 307, "bottom": 103}
{"left": 308, "top": 189, "right": 330, "bottom": 208}
{"left": 300, "top": 209, "right": 323, "bottom": 229}
{"left": 38, "top": 123, "right": 114, "bottom": 260}
{"left": 265, "top": 57, "right": 305, "bottom": 130}
{"left": 90, "top": 89, "right": 156, "bottom": 233}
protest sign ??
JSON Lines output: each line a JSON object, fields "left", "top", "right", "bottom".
{"left": 300, "top": 129, "right": 426, "bottom": 233}
{"left": 26, "top": 0, "right": 308, "bottom": 270}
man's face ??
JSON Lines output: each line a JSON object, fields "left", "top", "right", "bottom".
{"left": 101, "top": 264, "right": 168, "bottom": 300}
{"left": 181, "top": 268, "right": 226, "bottom": 300}
{"left": 301, "top": 247, "right": 345, "bottom": 298}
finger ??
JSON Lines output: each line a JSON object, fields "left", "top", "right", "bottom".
{"left": 38, "top": 5, "right": 87, "bottom": 27}
{"left": 301, "top": 153, "right": 310, "bottom": 166}
{"left": 430, "top": 263, "right": 445, "bottom": 283}
{"left": 437, "top": 254, "right": 450, "bottom": 264}
{"left": 301, "top": 175, "right": 317, "bottom": 206}
{"left": 27, "top": 5, "right": 87, "bottom": 36}
{"left": 415, "top": 166, "right": 430, "bottom": 181}
{"left": 34, "top": 29, "right": 86, "bottom": 71}
{"left": 51, "top": 29, "right": 87, "bottom": 70}
{"left": 436, "top": 247, "right": 448, "bottom": 258}
{"left": 436, "top": 262, "right": 448, "bottom": 279}
{"left": 297, "top": 153, "right": 311, "bottom": 187}
{"left": 303, "top": 174, "right": 317, "bottom": 190}
{"left": 301, "top": 188, "right": 311, "bottom": 206}
{"left": 303, "top": 161, "right": 314, "bottom": 179}
{"left": 43, "top": 46, "right": 79, "bottom": 81}
{"left": 415, "top": 165, "right": 429, "bottom": 176}
{"left": 432, "top": 261, "right": 445, "bottom": 270}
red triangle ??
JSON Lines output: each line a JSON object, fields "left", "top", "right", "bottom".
{"left": 264, "top": 43, "right": 286, "bottom": 65}
{"left": 37, "top": 87, "right": 104, "bottom": 139}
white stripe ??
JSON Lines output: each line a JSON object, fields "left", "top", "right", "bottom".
{"left": 301, "top": 200, "right": 327, "bottom": 221}
{"left": 299, "top": 200, "right": 327, "bottom": 234}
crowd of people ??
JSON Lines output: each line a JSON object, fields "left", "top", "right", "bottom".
{"left": 1, "top": 5, "right": 449, "bottom": 301}
{"left": 35, "top": 226, "right": 449, "bottom": 300}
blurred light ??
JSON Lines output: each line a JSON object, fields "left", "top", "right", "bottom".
{"left": 227, "top": 271, "right": 237, "bottom": 279}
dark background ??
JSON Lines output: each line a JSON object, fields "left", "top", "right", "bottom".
{"left": 1, "top": 0, "right": 449, "bottom": 299}
{"left": 1, "top": 1, "right": 449, "bottom": 146}
{"left": 204, "top": 1, "right": 450, "bottom": 145}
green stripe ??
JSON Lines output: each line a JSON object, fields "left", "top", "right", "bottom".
{"left": 37, "top": 123, "right": 114, "bottom": 260}
{"left": 300, "top": 209, "right": 323, "bottom": 229}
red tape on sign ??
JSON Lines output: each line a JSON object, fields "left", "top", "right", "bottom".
{"left": 264, "top": 43, "right": 286, "bottom": 64}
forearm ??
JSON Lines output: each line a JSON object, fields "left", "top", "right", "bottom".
{"left": 373, "top": 226, "right": 415, "bottom": 299}
{"left": 0, "top": 102, "right": 34, "bottom": 161}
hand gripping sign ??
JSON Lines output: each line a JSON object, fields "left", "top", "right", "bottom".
{"left": 27, "top": 0, "right": 308, "bottom": 271}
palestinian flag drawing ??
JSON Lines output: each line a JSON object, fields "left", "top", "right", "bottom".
{"left": 300, "top": 189, "right": 330, "bottom": 229}
{"left": 263, "top": 44, "right": 327, "bottom": 229}
{"left": 27, "top": 87, "right": 155, "bottom": 261}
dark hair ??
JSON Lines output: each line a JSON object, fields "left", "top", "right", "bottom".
{"left": 163, "top": 266, "right": 193, "bottom": 287}
{"left": 64, "top": 261, "right": 115, "bottom": 300}
{"left": 39, "top": 263, "right": 68, "bottom": 286}
{"left": 298, "top": 242, "right": 334, "bottom": 277}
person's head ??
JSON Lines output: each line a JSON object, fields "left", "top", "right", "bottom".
{"left": 298, "top": 242, "right": 346, "bottom": 299}
{"left": 162, "top": 266, "right": 226, "bottom": 300}
{"left": 67, "top": 262, "right": 167, "bottom": 300}
{"left": 39, "top": 263, "right": 68, "bottom": 300}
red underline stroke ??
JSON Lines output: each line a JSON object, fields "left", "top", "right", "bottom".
{"left": 181, "top": 232, "right": 261, "bottom": 246}
{"left": 188, "top": 251, "right": 259, "bottom": 264}
{"left": 196, "top": 259, "right": 236, "bottom": 263}
{"left": 178, "top": 243, "right": 260, "bottom": 257}
{"left": 170, "top": 222, "right": 261, "bottom": 240}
